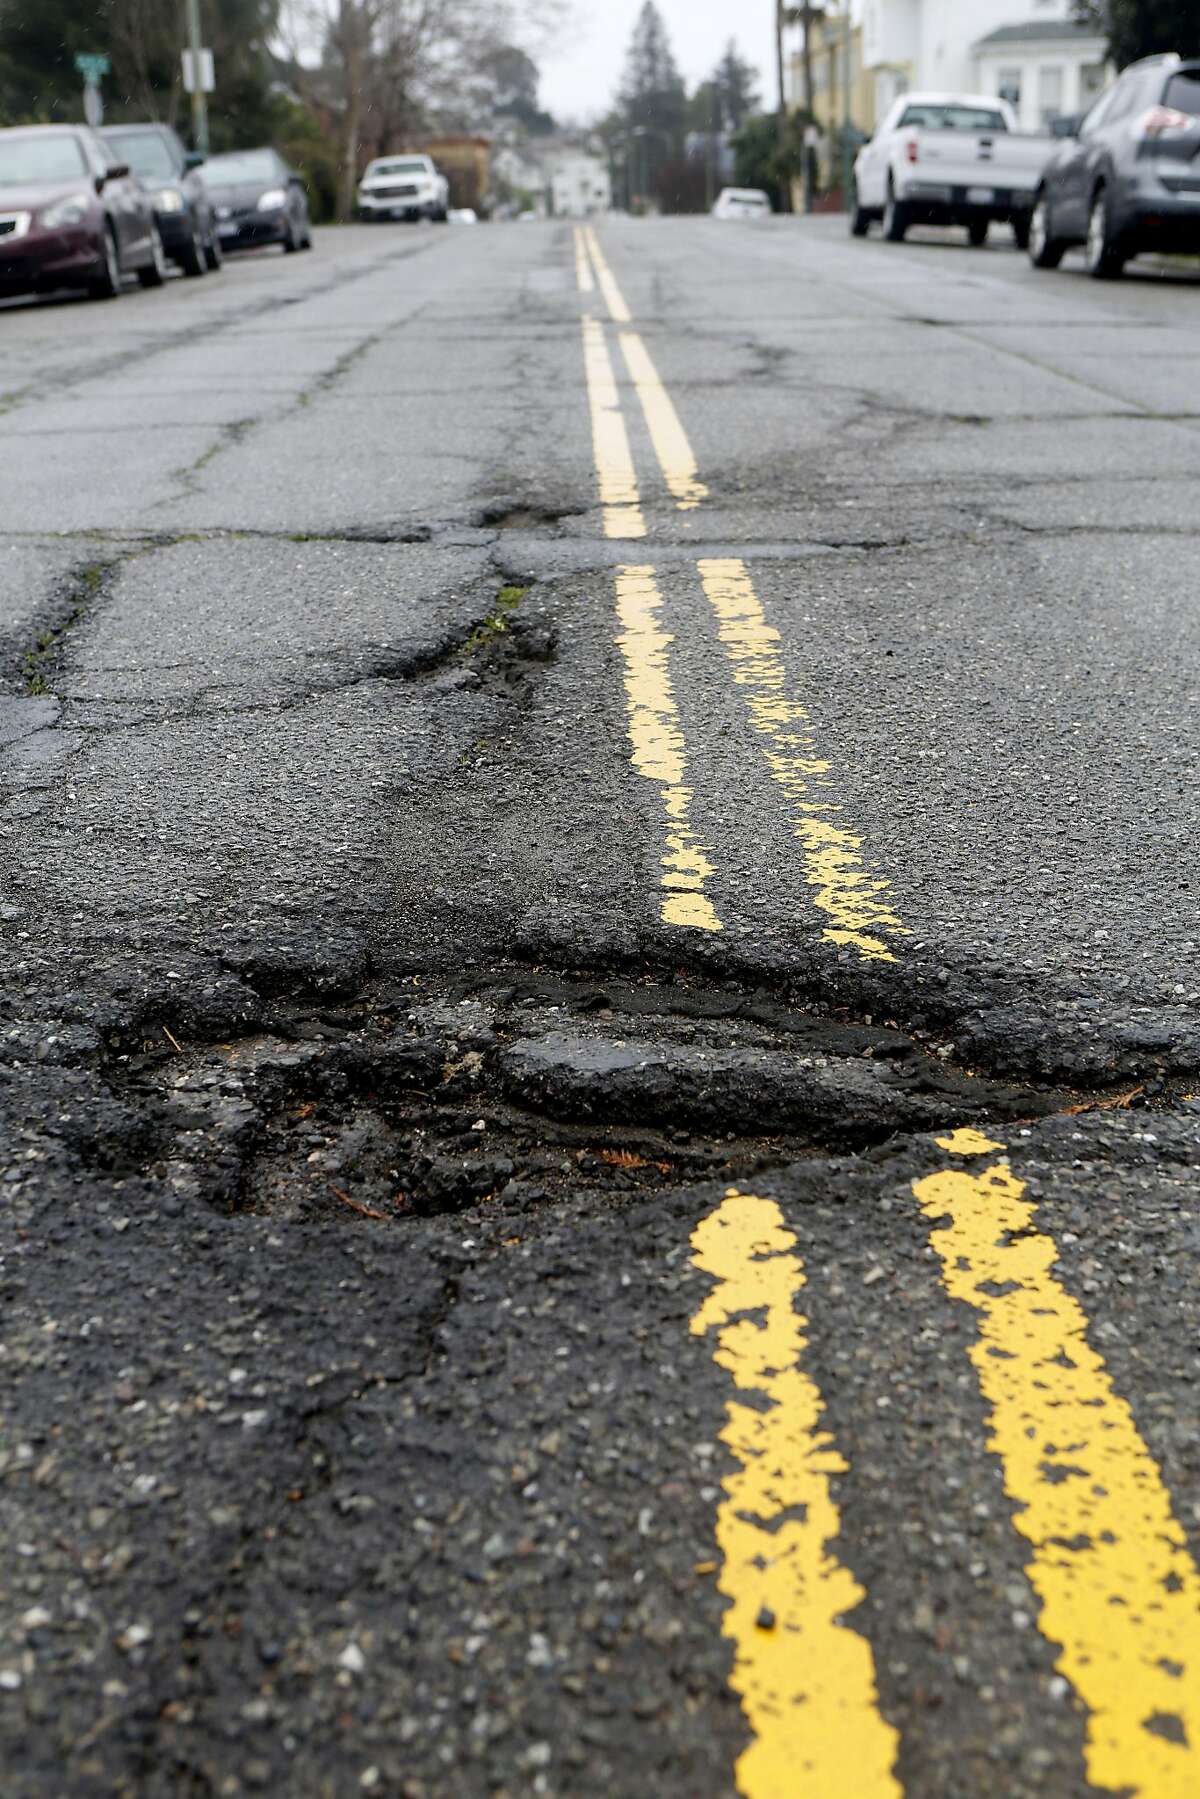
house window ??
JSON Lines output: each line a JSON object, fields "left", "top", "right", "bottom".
{"left": 1080, "top": 62, "right": 1106, "bottom": 105}
{"left": 997, "top": 68, "right": 1022, "bottom": 107}
{"left": 1037, "top": 65, "right": 1064, "bottom": 126}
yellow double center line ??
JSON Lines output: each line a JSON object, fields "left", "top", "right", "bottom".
{"left": 575, "top": 224, "right": 906, "bottom": 962}
{"left": 691, "top": 1133, "right": 1200, "bottom": 1798}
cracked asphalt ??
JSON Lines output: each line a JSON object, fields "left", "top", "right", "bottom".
{"left": 2, "top": 218, "right": 1200, "bottom": 1798}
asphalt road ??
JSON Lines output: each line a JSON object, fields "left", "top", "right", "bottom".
{"left": 1, "top": 217, "right": 1199, "bottom": 1798}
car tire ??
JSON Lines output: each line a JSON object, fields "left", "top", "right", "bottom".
{"left": 882, "top": 187, "right": 909, "bottom": 243}
{"left": 1011, "top": 215, "right": 1031, "bottom": 252}
{"left": 180, "top": 221, "right": 206, "bottom": 277}
{"left": 849, "top": 185, "right": 872, "bottom": 237}
{"left": 1085, "top": 187, "right": 1126, "bottom": 279}
{"left": 88, "top": 224, "right": 122, "bottom": 299}
{"left": 204, "top": 230, "right": 223, "bottom": 271}
{"left": 967, "top": 219, "right": 989, "bottom": 247}
{"left": 137, "top": 225, "right": 168, "bottom": 288}
{"left": 282, "top": 218, "right": 299, "bottom": 253}
{"left": 1027, "top": 194, "right": 1066, "bottom": 270}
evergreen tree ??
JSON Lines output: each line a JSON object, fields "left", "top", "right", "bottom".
{"left": 1073, "top": 0, "right": 1200, "bottom": 68}
{"left": 616, "top": 2, "right": 686, "bottom": 155}
{"left": 713, "top": 40, "right": 759, "bottom": 130}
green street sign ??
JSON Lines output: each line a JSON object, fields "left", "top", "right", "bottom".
{"left": 74, "top": 53, "right": 110, "bottom": 82}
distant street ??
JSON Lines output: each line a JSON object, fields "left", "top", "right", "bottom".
{"left": 2, "top": 216, "right": 1200, "bottom": 1798}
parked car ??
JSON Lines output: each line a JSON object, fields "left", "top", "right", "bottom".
{"left": 196, "top": 148, "right": 312, "bottom": 253}
{"left": 356, "top": 155, "right": 449, "bottom": 222}
{"left": 99, "top": 122, "right": 221, "bottom": 276}
{"left": 852, "top": 93, "right": 1054, "bottom": 247}
{"left": 0, "top": 123, "right": 166, "bottom": 301}
{"left": 712, "top": 187, "right": 771, "bottom": 219}
{"left": 1029, "top": 53, "right": 1200, "bottom": 278}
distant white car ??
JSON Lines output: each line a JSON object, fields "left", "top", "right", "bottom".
{"left": 357, "top": 154, "right": 449, "bottom": 223}
{"left": 712, "top": 187, "right": 771, "bottom": 219}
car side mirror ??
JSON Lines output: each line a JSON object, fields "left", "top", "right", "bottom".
{"left": 97, "top": 162, "right": 130, "bottom": 187}
{"left": 184, "top": 151, "right": 205, "bottom": 170}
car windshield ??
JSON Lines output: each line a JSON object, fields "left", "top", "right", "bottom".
{"left": 1163, "top": 73, "right": 1200, "bottom": 117}
{"left": 368, "top": 161, "right": 428, "bottom": 177}
{"left": 0, "top": 134, "right": 88, "bottom": 184}
{"left": 103, "top": 133, "right": 177, "bottom": 179}
{"left": 899, "top": 105, "right": 1008, "bottom": 131}
{"left": 200, "top": 151, "right": 278, "bottom": 184}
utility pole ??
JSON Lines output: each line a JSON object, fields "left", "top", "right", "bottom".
{"left": 184, "top": 0, "right": 209, "bottom": 156}
{"left": 842, "top": 0, "right": 854, "bottom": 209}
{"left": 775, "top": 0, "right": 791, "bottom": 212}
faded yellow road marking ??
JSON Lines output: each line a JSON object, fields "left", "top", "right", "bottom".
{"left": 615, "top": 566, "right": 722, "bottom": 931}
{"left": 696, "top": 557, "right": 909, "bottom": 963}
{"left": 580, "top": 316, "right": 644, "bottom": 541}
{"left": 619, "top": 331, "right": 707, "bottom": 510}
{"left": 582, "top": 224, "right": 631, "bottom": 323}
{"left": 934, "top": 1127, "right": 1004, "bottom": 1156}
{"left": 572, "top": 226, "right": 593, "bottom": 293}
{"left": 690, "top": 1190, "right": 902, "bottom": 1797}
{"left": 915, "top": 1144, "right": 1200, "bottom": 1797}
{"left": 572, "top": 225, "right": 594, "bottom": 294}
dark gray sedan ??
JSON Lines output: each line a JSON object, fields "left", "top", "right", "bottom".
{"left": 196, "top": 148, "right": 313, "bottom": 255}
{"left": 99, "top": 123, "right": 222, "bottom": 277}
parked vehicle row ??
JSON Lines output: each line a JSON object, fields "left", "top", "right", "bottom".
{"left": 0, "top": 124, "right": 312, "bottom": 305}
{"left": 850, "top": 53, "right": 1200, "bottom": 281}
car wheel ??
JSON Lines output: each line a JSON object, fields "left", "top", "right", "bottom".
{"left": 137, "top": 225, "right": 168, "bottom": 288}
{"left": 1011, "top": 215, "right": 1031, "bottom": 252}
{"left": 1027, "top": 194, "right": 1066, "bottom": 269}
{"left": 204, "top": 230, "right": 223, "bottom": 271}
{"left": 180, "top": 220, "right": 206, "bottom": 277}
{"left": 88, "top": 224, "right": 122, "bottom": 299}
{"left": 849, "top": 185, "right": 871, "bottom": 237}
{"left": 1085, "top": 187, "right": 1126, "bottom": 279}
{"left": 967, "top": 219, "right": 989, "bottom": 247}
{"left": 882, "top": 187, "right": 909, "bottom": 243}
{"left": 282, "top": 218, "right": 299, "bottom": 253}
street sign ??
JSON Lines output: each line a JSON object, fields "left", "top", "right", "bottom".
{"left": 181, "top": 48, "right": 215, "bottom": 95}
{"left": 74, "top": 53, "right": 110, "bottom": 82}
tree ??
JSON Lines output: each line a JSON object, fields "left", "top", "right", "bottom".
{"left": 731, "top": 108, "right": 811, "bottom": 209}
{"left": 476, "top": 44, "right": 555, "bottom": 134}
{"left": 1073, "top": 0, "right": 1200, "bottom": 67}
{"left": 613, "top": 1, "right": 686, "bottom": 206}
{"left": 0, "top": 0, "right": 280, "bottom": 147}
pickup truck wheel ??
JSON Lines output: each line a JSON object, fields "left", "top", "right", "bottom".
{"left": 1085, "top": 188, "right": 1126, "bottom": 279}
{"left": 967, "top": 219, "right": 988, "bottom": 247}
{"left": 1011, "top": 215, "right": 1031, "bottom": 252}
{"left": 849, "top": 188, "right": 871, "bottom": 237}
{"left": 882, "top": 189, "right": 909, "bottom": 243}
{"left": 1027, "top": 196, "right": 1065, "bottom": 270}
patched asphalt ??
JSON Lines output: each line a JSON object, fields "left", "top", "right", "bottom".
{"left": 2, "top": 216, "right": 1200, "bottom": 1796}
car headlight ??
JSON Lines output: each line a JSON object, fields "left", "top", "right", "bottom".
{"left": 39, "top": 192, "right": 91, "bottom": 229}
{"left": 153, "top": 187, "right": 185, "bottom": 212}
{"left": 257, "top": 187, "right": 287, "bottom": 211}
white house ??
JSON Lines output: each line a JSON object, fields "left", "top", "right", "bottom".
{"left": 861, "top": 0, "right": 1109, "bottom": 128}
{"left": 550, "top": 153, "right": 611, "bottom": 218}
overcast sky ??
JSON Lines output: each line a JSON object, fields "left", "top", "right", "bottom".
{"left": 538, "top": 0, "right": 780, "bottom": 125}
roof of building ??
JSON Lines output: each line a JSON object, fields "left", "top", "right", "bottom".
{"left": 976, "top": 20, "right": 1105, "bottom": 49}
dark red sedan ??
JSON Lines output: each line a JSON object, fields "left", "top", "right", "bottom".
{"left": 0, "top": 123, "right": 166, "bottom": 303}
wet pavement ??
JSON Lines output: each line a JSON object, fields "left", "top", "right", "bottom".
{"left": 1, "top": 217, "right": 1199, "bottom": 1797}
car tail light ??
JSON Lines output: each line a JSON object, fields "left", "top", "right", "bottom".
{"left": 905, "top": 137, "right": 919, "bottom": 164}
{"left": 1137, "top": 105, "right": 1195, "bottom": 138}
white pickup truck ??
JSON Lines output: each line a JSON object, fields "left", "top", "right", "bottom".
{"left": 851, "top": 93, "right": 1055, "bottom": 247}
{"left": 356, "top": 154, "right": 449, "bottom": 223}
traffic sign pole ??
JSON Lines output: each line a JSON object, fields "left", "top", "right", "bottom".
{"left": 184, "top": 0, "right": 209, "bottom": 156}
